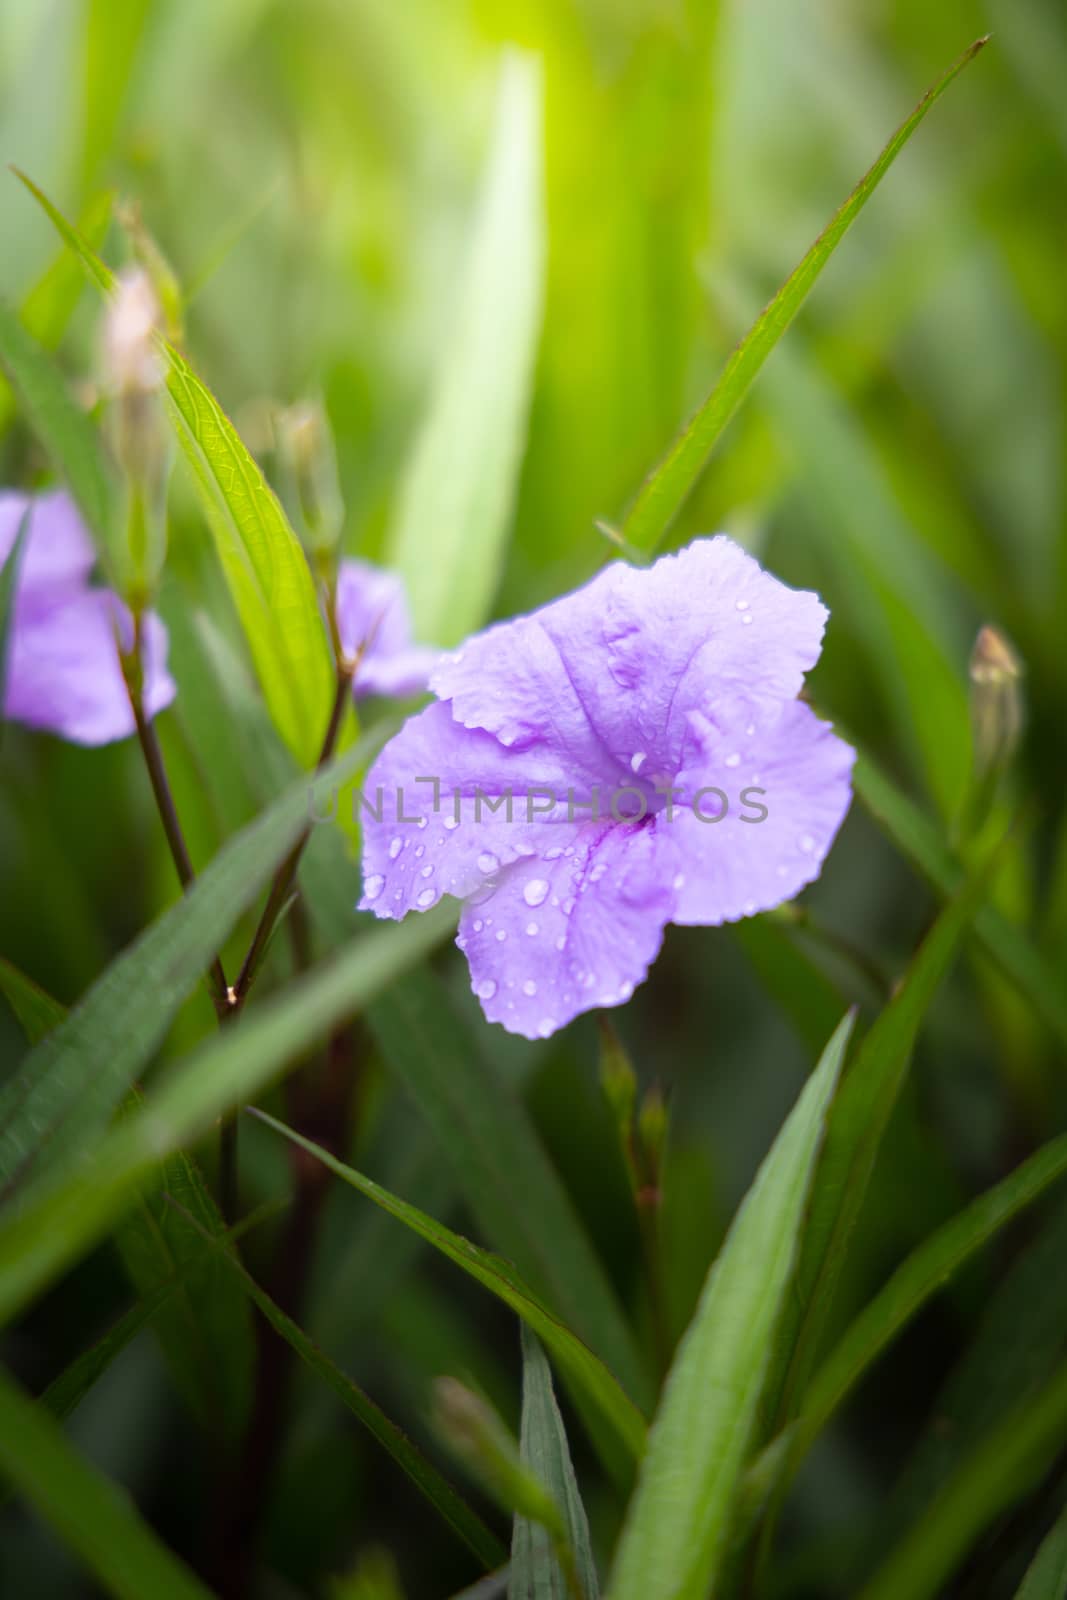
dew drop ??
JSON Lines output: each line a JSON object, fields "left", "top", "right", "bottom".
{"left": 476, "top": 978, "right": 497, "bottom": 1000}
{"left": 473, "top": 919, "right": 484, "bottom": 932}
{"left": 589, "top": 863, "right": 606, "bottom": 883}
{"left": 630, "top": 751, "right": 647, "bottom": 773}
{"left": 417, "top": 816, "right": 428, "bottom": 830}
{"left": 526, "top": 921, "right": 539, "bottom": 936}
{"left": 799, "top": 833, "right": 815, "bottom": 854}
{"left": 388, "top": 836, "right": 403, "bottom": 860}
{"left": 363, "top": 874, "right": 384, "bottom": 902}
{"left": 555, "top": 935, "right": 566, "bottom": 951}
{"left": 477, "top": 852, "right": 499, "bottom": 875}
{"left": 743, "top": 899, "right": 757, "bottom": 916}
{"left": 417, "top": 888, "right": 436, "bottom": 907}
{"left": 496, "top": 929, "right": 507, "bottom": 942}
{"left": 523, "top": 878, "right": 549, "bottom": 908}
{"left": 545, "top": 845, "right": 564, "bottom": 860}
{"left": 537, "top": 1018, "right": 555, "bottom": 1038}
{"left": 672, "top": 873, "right": 686, "bottom": 890}
{"left": 724, "top": 753, "right": 740, "bottom": 768}
{"left": 742, "top": 613, "right": 753, "bottom": 625}
{"left": 562, "top": 897, "right": 576, "bottom": 915}
{"left": 444, "top": 815, "right": 459, "bottom": 831}
{"left": 523, "top": 979, "right": 537, "bottom": 996}
{"left": 735, "top": 598, "right": 749, "bottom": 611}
{"left": 619, "top": 980, "right": 634, "bottom": 1000}
{"left": 420, "top": 864, "right": 434, "bottom": 878}
{"left": 415, "top": 845, "right": 425, "bottom": 859}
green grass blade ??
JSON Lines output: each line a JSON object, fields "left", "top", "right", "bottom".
{"left": 175, "top": 1201, "right": 505, "bottom": 1571}
{"left": 0, "top": 508, "right": 31, "bottom": 745}
{"left": 858, "top": 1358, "right": 1067, "bottom": 1600}
{"left": 0, "top": 297, "right": 115, "bottom": 559}
{"left": 387, "top": 50, "right": 544, "bottom": 645}
{"left": 853, "top": 748, "right": 1067, "bottom": 1047}
{"left": 367, "top": 970, "right": 648, "bottom": 1408}
{"left": 0, "top": 1363, "right": 212, "bottom": 1600}
{"left": 10, "top": 168, "right": 335, "bottom": 766}
{"left": 751, "top": 1129, "right": 1067, "bottom": 1502}
{"left": 621, "top": 36, "right": 988, "bottom": 554}
{"left": 0, "top": 903, "right": 454, "bottom": 1326}
{"left": 1015, "top": 1503, "right": 1067, "bottom": 1599}
{"left": 605, "top": 1012, "right": 853, "bottom": 1600}
{"left": 0, "top": 955, "right": 65, "bottom": 1046}
{"left": 0, "top": 729, "right": 383, "bottom": 1202}
{"left": 252, "top": 1110, "right": 647, "bottom": 1466}
{"left": 511, "top": 1322, "right": 599, "bottom": 1600}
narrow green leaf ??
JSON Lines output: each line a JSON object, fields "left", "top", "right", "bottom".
{"left": 853, "top": 747, "right": 1067, "bottom": 1047}
{"left": 0, "top": 955, "right": 65, "bottom": 1046}
{"left": 367, "top": 970, "right": 648, "bottom": 1408}
{"left": 10, "top": 168, "right": 335, "bottom": 766}
{"left": 510, "top": 1322, "right": 599, "bottom": 1600}
{"left": 115, "top": 1142, "right": 254, "bottom": 1443}
{"left": 0, "top": 298, "right": 115, "bottom": 555}
{"left": 252, "top": 1110, "right": 647, "bottom": 1465}
{"left": 0, "top": 1363, "right": 212, "bottom": 1600}
{"left": 0, "top": 509, "right": 31, "bottom": 744}
{"left": 175, "top": 1201, "right": 505, "bottom": 1570}
{"left": 858, "top": 1358, "right": 1067, "bottom": 1600}
{"left": 606, "top": 1012, "right": 853, "bottom": 1600}
{"left": 1015, "top": 1503, "right": 1067, "bottom": 1600}
{"left": 388, "top": 50, "right": 544, "bottom": 645}
{"left": 0, "top": 903, "right": 455, "bottom": 1326}
{"left": 621, "top": 37, "right": 988, "bottom": 553}
{"left": 0, "top": 728, "right": 384, "bottom": 1202}
{"left": 751, "top": 1129, "right": 1067, "bottom": 1502}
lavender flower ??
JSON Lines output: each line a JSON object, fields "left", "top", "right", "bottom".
{"left": 0, "top": 491, "right": 175, "bottom": 744}
{"left": 336, "top": 559, "right": 439, "bottom": 699}
{"left": 359, "top": 537, "right": 854, "bottom": 1038}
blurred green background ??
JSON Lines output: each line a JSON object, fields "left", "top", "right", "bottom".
{"left": 1, "top": 0, "right": 1065, "bottom": 1595}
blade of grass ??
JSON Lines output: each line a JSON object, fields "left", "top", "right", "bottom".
{"left": 0, "top": 508, "right": 31, "bottom": 746}
{"left": 10, "top": 168, "right": 335, "bottom": 767}
{"left": 251, "top": 1109, "right": 647, "bottom": 1466}
{"left": 1014, "top": 1502, "right": 1067, "bottom": 1599}
{"left": 605, "top": 1012, "right": 853, "bottom": 1600}
{"left": 621, "top": 36, "right": 988, "bottom": 554}
{"left": 0, "top": 727, "right": 385, "bottom": 1202}
{"left": 511, "top": 1321, "right": 600, "bottom": 1600}
{"left": 0, "top": 1363, "right": 212, "bottom": 1600}
{"left": 749, "top": 1128, "right": 1067, "bottom": 1505}
{"left": 858, "top": 1357, "right": 1067, "bottom": 1600}
{"left": 173, "top": 1198, "right": 505, "bottom": 1571}
{"left": 387, "top": 50, "right": 544, "bottom": 645}
{"left": 0, "top": 955, "right": 65, "bottom": 1046}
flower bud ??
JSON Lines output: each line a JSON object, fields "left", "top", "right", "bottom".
{"left": 101, "top": 268, "right": 168, "bottom": 601}
{"left": 970, "top": 624, "right": 1023, "bottom": 780}
{"left": 638, "top": 1082, "right": 669, "bottom": 1193}
{"left": 103, "top": 267, "right": 164, "bottom": 398}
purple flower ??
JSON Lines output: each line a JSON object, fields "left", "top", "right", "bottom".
{"left": 358, "top": 537, "right": 854, "bottom": 1038}
{"left": 0, "top": 491, "right": 175, "bottom": 745}
{"left": 336, "top": 559, "right": 439, "bottom": 699}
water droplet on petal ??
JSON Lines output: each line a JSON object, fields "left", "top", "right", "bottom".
{"left": 420, "top": 864, "right": 434, "bottom": 878}
{"left": 496, "top": 929, "right": 507, "bottom": 942}
{"left": 477, "top": 852, "right": 499, "bottom": 875}
{"left": 523, "top": 878, "right": 549, "bottom": 908}
{"left": 736, "top": 598, "right": 749, "bottom": 611}
{"left": 417, "top": 888, "right": 436, "bottom": 907}
{"left": 545, "top": 845, "right": 564, "bottom": 860}
{"left": 444, "top": 815, "right": 459, "bottom": 831}
{"left": 589, "top": 863, "right": 606, "bottom": 883}
{"left": 555, "top": 935, "right": 566, "bottom": 951}
{"left": 364, "top": 875, "right": 383, "bottom": 901}
{"left": 672, "top": 873, "right": 685, "bottom": 890}
{"left": 799, "top": 833, "right": 815, "bottom": 854}
{"left": 742, "top": 613, "right": 753, "bottom": 625}
{"left": 415, "top": 845, "right": 425, "bottom": 859}
{"left": 537, "top": 1018, "right": 555, "bottom": 1038}
{"left": 388, "top": 836, "right": 403, "bottom": 860}
{"left": 526, "top": 921, "right": 539, "bottom": 936}
{"left": 562, "top": 897, "right": 576, "bottom": 915}
{"left": 724, "top": 753, "right": 740, "bottom": 768}
{"left": 619, "top": 980, "right": 633, "bottom": 1000}
{"left": 476, "top": 978, "right": 497, "bottom": 1000}
{"left": 630, "top": 751, "right": 647, "bottom": 773}
{"left": 417, "top": 816, "right": 428, "bottom": 830}
{"left": 522, "top": 979, "right": 537, "bottom": 996}
{"left": 472, "top": 919, "right": 484, "bottom": 932}
{"left": 743, "top": 899, "right": 757, "bottom": 916}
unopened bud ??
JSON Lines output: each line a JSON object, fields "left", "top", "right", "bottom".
{"left": 970, "top": 625, "right": 1023, "bottom": 780}
{"left": 103, "top": 268, "right": 164, "bottom": 397}
{"left": 276, "top": 397, "right": 344, "bottom": 556}
{"left": 432, "top": 1377, "right": 560, "bottom": 1530}
{"left": 116, "top": 202, "right": 183, "bottom": 343}
{"left": 638, "top": 1082, "right": 669, "bottom": 1190}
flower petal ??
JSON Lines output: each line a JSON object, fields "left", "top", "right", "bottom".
{"left": 3, "top": 590, "right": 176, "bottom": 745}
{"left": 336, "top": 559, "right": 438, "bottom": 699}
{"left": 431, "top": 537, "right": 827, "bottom": 780}
{"left": 459, "top": 819, "right": 674, "bottom": 1039}
{"left": 656, "top": 699, "right": 855, "bottom": 925}
{"left": 358, "top": 700, "right": 587, "bottom": 918}
{"left": 0, "top": 490, "right": 95, "bottom": 600}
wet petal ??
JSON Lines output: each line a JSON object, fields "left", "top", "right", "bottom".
{"left": 459, "top": 820, "right": 674, "bottom": 1039}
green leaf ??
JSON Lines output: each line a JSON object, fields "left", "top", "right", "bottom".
{"left": 0, "top": 955, "right": 65, "bottom": 1046}
{"left": 0, "top": 903, "right": 455, "bottom": 1327}
{"left": 367, "top": 970, "right": 648, "bottom": 1409}
{"left": 621, "top": 37, "right": 989, "bottom": 553}
{"left": 387, "top": 50, "right": 544, "bottom": 645}
{"left": 751, "top": 1127, "right": 1067, "bottom": 1502}
{"left": 0, "top": 297, "right": 115, "bottom": 558}
{"left": 175, "top": 1200, "right": 505, "bottom": 1571}
{"left": 0, "top": 1363, "right": 212, "bottom": 1600}
{"left": 10, "top": 168, "right": 335, "bottom": 767}
{"left": 0, "top": 728, "right": 384, "bottom": 1202}
{"left": 858, "top": 1357, "right": 1067, "bottom": 1600}
{"left": 0, "top": 508, "right": 31, "bottom": 745}
{"left": 605, "top": 1012, "right": 852, "bottom": 1600}
{"left": 252, "top": 1110, "right": 647, "bottom": 1466}
{"left": 853, "top": 747, "right": 1067, "bottom": 1047}
{"left": 510, "top": 1322, "right": 599, "bottom": 1600}
{"left": 115, "top": 1141, "right": 254, "bottom": 1444}
{"left": 1015, "top": 1503, "right": 1067, "bottom": 1599}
